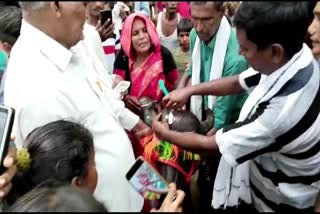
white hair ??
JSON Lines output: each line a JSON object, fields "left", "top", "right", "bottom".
{"left": 19, "top": 2, "right": 49, "bottom": 11}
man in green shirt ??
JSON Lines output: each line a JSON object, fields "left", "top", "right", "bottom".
{"left": 176, "top": 2, "right": 248, "bottom": 212}
{"left": 188, "top": 27, "right": 248, "bottom": 129}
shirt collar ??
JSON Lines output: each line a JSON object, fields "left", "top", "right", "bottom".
{"left": 201, "top": 17, "right": 225, "bottom": 49}
{"left": 205, "top": 34, "right": 217, "bottom": 49}
{"left": 20, "top": 19, "right": 72, "bottom": 72}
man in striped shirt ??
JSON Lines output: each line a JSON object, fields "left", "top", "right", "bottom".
{"left": 153, "top": 2, "right": 320, "bottom": 212}
{"left": 101, "top": 32, "right": 120, "bottom": 73}
{"left": 85, "top": 2, "right": 120, "bottom": 74}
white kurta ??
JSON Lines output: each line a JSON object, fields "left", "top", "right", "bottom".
{"left": 4, "top": 20, "right": 144, "bottom": 212}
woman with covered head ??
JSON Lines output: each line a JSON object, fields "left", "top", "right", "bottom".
{"left": 114, "top": 12, "right": 180, "bottom": 115}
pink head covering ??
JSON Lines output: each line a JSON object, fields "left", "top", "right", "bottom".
{"left": 120, "top": 12, "right": 161, "bottom": 60}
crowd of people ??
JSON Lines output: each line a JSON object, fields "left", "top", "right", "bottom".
{"left": 0, "top": 1, "right": 319, "bottom": 213}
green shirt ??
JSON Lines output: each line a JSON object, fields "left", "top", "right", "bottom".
{"left": 188, "top": 28, "right": 248, "bottom": 129}
{"left": 0, "top": 50, "right": 8, "bottom": 74}
{"left": 173, "top": 48, "right": 190, "bottom": 76}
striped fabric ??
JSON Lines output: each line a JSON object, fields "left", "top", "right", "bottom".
{"left": 102, "top": 33, "right": 120, "bottom": 54}
{"left": 214, "top": 44, "right": 320, "bottom": 212}
{"left": 101, "top": 32, "right": 121, "bottom": 72}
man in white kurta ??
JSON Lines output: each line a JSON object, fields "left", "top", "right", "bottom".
{"left": 3, "top": 2, "right": 144, "bottom": 212}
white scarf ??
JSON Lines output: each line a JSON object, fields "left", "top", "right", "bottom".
{"left": 190, "top": 16, "right": 231, "bottom": 120}
{"left": 212, "top": 44, "right": 314, "bottom": 209}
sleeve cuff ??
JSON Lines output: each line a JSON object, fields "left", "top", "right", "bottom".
{"left": 215, "top": 129, "right": 238, "bottom": 167}
{"left": 118, "top": 108, "right": 140, "bottom": 131}
{"left": 239, "top": 67, "right": 261, "bottom": 91}
{"left": 239, "top": 72, "right": 250, "bottom": 91}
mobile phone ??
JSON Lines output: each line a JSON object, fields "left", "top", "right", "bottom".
{"left": 0, "top": 106, "right": 15, "bottom": 173}
{"left": 100, "top": 9, "right": 112, "bottom": 27}
{"left": 126, "top": 156, "right": 169, "bottom": 200}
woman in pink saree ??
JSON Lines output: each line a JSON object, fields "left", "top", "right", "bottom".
{"left": 114, "top": 12, "right": 179, "bottom": 115}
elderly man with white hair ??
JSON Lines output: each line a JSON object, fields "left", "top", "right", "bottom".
{"left": 3, "top": 1, "right": 151, "bottom": 212}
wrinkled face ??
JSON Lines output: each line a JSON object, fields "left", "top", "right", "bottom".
{"left": 178, "top": 32, "right": 190, "bottom": 50}
{"left": 190, "top": 2, "right": 223, "bottom": 42}
{"left": 131, "top": 18, "right": 151, "bottom": 55}
{"left": 87, "top": 1, "right": 106, "bottom": 18}
{"left": 83, "top": 150, "right": 98, "bottom": 194}
{"left": 236, "top": 28, "right": 274, "bottom": 75}
{"left": 308, "top": 2, "right": 320, "bottom": 59}
{"left": 57, "top": 2, "right": 87, "bottom": 48}
{"left": 165, "top": 2, "right": 178, "bottom": 13}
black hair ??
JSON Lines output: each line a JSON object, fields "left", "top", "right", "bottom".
{"left": 190, "top": 1, "right": 225, "bottom": 12}
{"left": 0, "top": 1, "right": 20, "bottom": 7}
{"left": 305, "top": 1, "right": 317, "bottom": 48}
{"left": 233, "top": 2, "right": 311, "bottom": 59}
{"left": 8, "top": 120, "right": 94, "bottom": 204}
{"left": 7, "top": 179, "right": 107, "bottom": 212}
{"left": 306, "top": 1, "right": 317, "bottom": 19}
{"left": 0, "top": 6, "right": 22, "bottom": 45}
{"left": 169, "top": 111, "right": 202, "bottom": 133}
{"left": 161, "top": 109, "right": 214, "bottom": 135}
{"left": 177, "top": 18, "right": 193, "bottom": 35}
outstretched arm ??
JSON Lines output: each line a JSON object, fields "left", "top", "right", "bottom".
{"left": 152, "top": 115, "right": 220, "bottom": 154}
{"left": 162, "top": 75, "right": 244, "bottom": 109}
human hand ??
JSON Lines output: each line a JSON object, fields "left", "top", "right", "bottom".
{"left": 119, "top": 6, "right": 128, "bottom": 20}
{"left": 154, "top": 101, "right": 162, "bottom": 114}
{"left": 123, "top": 95, "right": 142, "bottom": 113}
{"left": 152, "top": 114, "right": 170, "bottom": 140}
{"left": 151, "top": 7, "right": 158, "bottom": 24}
{"left": 96, "top": 19, "right": 115, "bottom": 41}
{"left": 0, "top": 138, "right": 17, "bottom": 200}
{"left": 132, "top": 120, "right": 153, "bottom": 140}
{"left": 206, "top": 127, "right": 217, "bottom": 136}
{"left": 162, "top": 88, "right": 191, "bottom": 109}
{"left": 150, "top": 183, "right": 185, "bottom": 212}
{"left": 112, "top": 74, "right": 124, "bottom": 89}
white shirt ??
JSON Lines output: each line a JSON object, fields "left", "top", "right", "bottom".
{"left": 83, "top": 23, "right": 107, "bottom": 70}
{"left": 156, "top": 11, "right": 180, "bottom": 53}
{"left": 4, "top": 20, "right": 144, "bottom": 212}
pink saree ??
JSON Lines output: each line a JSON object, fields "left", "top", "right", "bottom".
{"left": 115, "top": 12, "right": 179, "bottom": 102}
